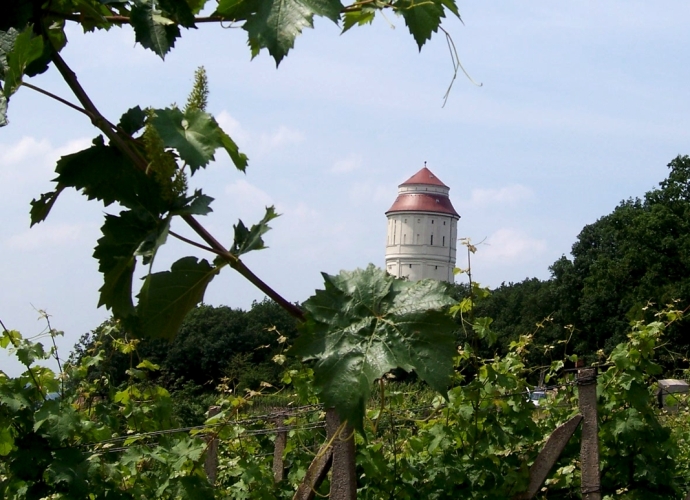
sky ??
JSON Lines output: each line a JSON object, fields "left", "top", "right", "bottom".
{"left": 2, "top": 1, "right": 690, "bottom": 375}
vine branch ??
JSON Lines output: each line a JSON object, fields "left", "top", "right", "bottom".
{"left": 49, "top": 50, "right": 305, "bottom": 322}
{"left": 21, "top": 82, "right": 93, "bottom": 119}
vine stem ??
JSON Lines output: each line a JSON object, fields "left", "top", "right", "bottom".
{"left": 21, "top": 82, "right": 93, "bottom": 119}
{"left": 0, "top": 318, "right": 47, "bottom": 402}
{"left": 48, "top": 50, "right": 305, "bottom": 322}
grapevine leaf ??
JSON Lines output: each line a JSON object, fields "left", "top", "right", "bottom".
{"left": 49, "top": 136, "right": 166, "bottom": 214}
{"left": 135, "top": 257, "right": 221, "bottom": 340}
{"left": 473, "top": 317, "right": 496, "bottom": 346}
{"left": 342, "top": 8, "right": 376, "bottom": 33}
{"left": 118, "top": 105, "right": 147, "bottom": 135}
{"left": 218, "top": 129, "right": 248, "bottom": 172}
{"left": 158, "top": 0, "right": 197, "bottom": 27}
{"left": 2, "top": 25, "right": 44, "bottom": 97}
{"left": 395, "top": 0, "right": 445, "bottom": 50}
{"left": 216, "top": 0, "right": 343, "bottom": 65}
{"left": 94, "top": 210, "right": 162, "bottom": 317}
{"left": 290, "top": 264, "right": 457, "bottom": 432}
{"left": 135, "top": 216, "right": 170, "bottom": 265}
{"left": 170, "top": 189, "right": 214, "bottom": 216}
{"left": 150, "top": 107, "right": 229, "bottom": 172}
{"left": 0, "top": 93, "right": 7, "bottom": 127}
{"left": 0, "top": 427, "right": 13, "bottom": 455}
{"left": 231, "top": 206, "right": 279, "bottom": 257}
{"left": 0, "top": 28, "right": 19, "bottom": 78}
{"left": 30, "top": 188, "right": 64, "bottom": 226}
{"left": 130, "top": 0, "right": 180, "bottom": 58}
{"left": 439, "top": 0, "right": 460, "bottom": 19}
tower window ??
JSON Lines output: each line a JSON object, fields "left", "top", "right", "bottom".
{"left": 417, "top": 219, "right": 420, "bottom": 223}
{"left": 403, "top": 234, "right": 406, "bottom": 244}
{"left": 431, "top": 220, "right": 434, "bottom": 224}
{"left": 443, "top": 236, "right": 445, "bottom": 246}
{"left": 443, "top": 221, "right": 446, "bottom": 225}
{"left": 416, "top": 234, "right": 420, "bottom": 244}
{"left": 435, "top": 266, "right": 438, "bottom": 270}
{"left": 409, "top": 264, "right": 412, "bottom": 269}
{"left": 404, "top": 219, "right": 407, "bottom": 223}
{"left": 430, "top": 235, "right": 434, "bottom": 245}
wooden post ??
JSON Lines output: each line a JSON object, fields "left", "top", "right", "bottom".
{"left": 327, "top": 408, "right": 357, "bottom": 500}
{"left": 577, "top": 369, "right": 601, "bottom": 500}
{"left": 293, "top": 417, "right": 335, "bottom": 500}
{"left": 513, "top": 415, "right": 583, "bottom": 500}
{"left": 273, "top": 416, "right": 288, "bottom": 482}
{"left": 204, "top": 405, "right": 220, "bottom": 485}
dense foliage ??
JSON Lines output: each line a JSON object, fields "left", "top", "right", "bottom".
{"left": 72, "top": 299, "right": 299, "bottom": 390}
{"left": 470, "top": 156, "right": 690, "bottom": 368}
{"left": 3, "top": 303, "right": 688, "bottom": 499}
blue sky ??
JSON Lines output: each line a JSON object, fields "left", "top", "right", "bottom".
{"left": 2, "top": 1, "right": 690, "bottom": 375}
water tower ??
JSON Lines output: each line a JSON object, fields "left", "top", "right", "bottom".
{"left": 385, "top": 165, "right": 460, "bottom": 282}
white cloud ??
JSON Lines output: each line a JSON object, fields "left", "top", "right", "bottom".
{"left": 480, "top": 228, "right": 547, "bottom": 264}
{"left": 6, "top": 223, "right": 86, "bottom": 251}
{"left": 216, "top": 111, "right": 250, "bottom": 146}
{"left": 469, "top": 185, "right": 534, "bottom": 206}
{"left": 259, "top": 126, "right": 304, "bottom": 149}
{"left": 224, "top": 179, "right": 275, "bottom": 213}
{"left": 0, "top": 136, "right": 92, "bottom": 187}
{"left": 0, "top": 137, "right": 52, "bottom": 165}
{"left": 330, "top": 155, "right": 362, "bottom": 174}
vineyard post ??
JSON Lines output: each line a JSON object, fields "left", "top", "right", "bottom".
{"left": 204, "top": 406, "right": 221, "bottom": 485}
{"left": 327, "top": 408, "right": 357, "bottom": 500}
{"left": 577, "top": 368, "right": 601, "bottom": 500}
{"left": 273, "top": 416, "right": 288, "bottom": 482}
{"left": 513, "top": 414, "right": 584, "bottom": 500}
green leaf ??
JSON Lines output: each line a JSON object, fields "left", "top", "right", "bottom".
{"left": 0, "top": 93, "right": 7, "bottom": 127}
{"left": 218, "top": 129, "right": 248, "bottom": 172}
{"left": 171, "top": 189, "right": 214, "bottom": 216}
{"left": 150, "top": 107, "right": 229, "bottom": 172}
{"left": 0, "top": 427, "right": 13, "bottom": 455}
{"left": 216, "top": 0, "right": 343, "bottom": 65}
{"left": 290, "top": 264, "right": 457, "bottom": 432}
{"left": 394, "top": 0, "right": 446, "bottom": 50}
{"left": 50, "top": 136, "right": 166, "bottom": 214}
{"left": 130, "top": 0, "right": 181, "bottom": 58}
{"left": 342, "top": 7, "right": 376, "bottom": 33}
{"left": 473, "top": 317, "right": 496, "bottom": 346}
{"left": 136, "top": 257, "right": 221, "bottom": 340}
{"left": 137, "top": 359, "right": 160, "bottom": 371}
{"left": 94, "top": 210, "right": 163, "bottom": 317}
{"left": 1, "top": 25, "right": 44, "bottom": 97}
{"left": 158, "top": 0, "right": 197, "bottom": 27}
{"left": 29, "top": 188, "right": 64, "bottom": 226}
{"left": 135, "top": 216, "right": 170, "bottom": 265}
{"left": 118, "top": 105, "right": 147, "bottom": 135}
{"left": 0, "top": 29, "right": 19, "bottom": 79}
{"left": 231, "top": 206, "right": 279, "bottom": 256}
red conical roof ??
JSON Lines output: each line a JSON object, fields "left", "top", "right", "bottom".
{"left": 386, "top": 193, "right": 459, "bottom": 217}
{"left": 386, "top": 166, "right": 459, "bottom": 217}
{"left": 399, "top": 167, "right": 448, "bottom": 188}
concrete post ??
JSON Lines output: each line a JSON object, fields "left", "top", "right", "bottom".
{"left": 577, "top": 369, "right": 601, "bottom": 500}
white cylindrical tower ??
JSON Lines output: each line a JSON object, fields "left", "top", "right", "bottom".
{"left": 385, "top": 166, "right": 460, "bottom": 282}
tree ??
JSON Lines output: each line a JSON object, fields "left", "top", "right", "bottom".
{"left": 553, "top": 156, "right": 690, "bottom": 359}
{"left": 71, "top": 299, "right": 299, "bottom": 390}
